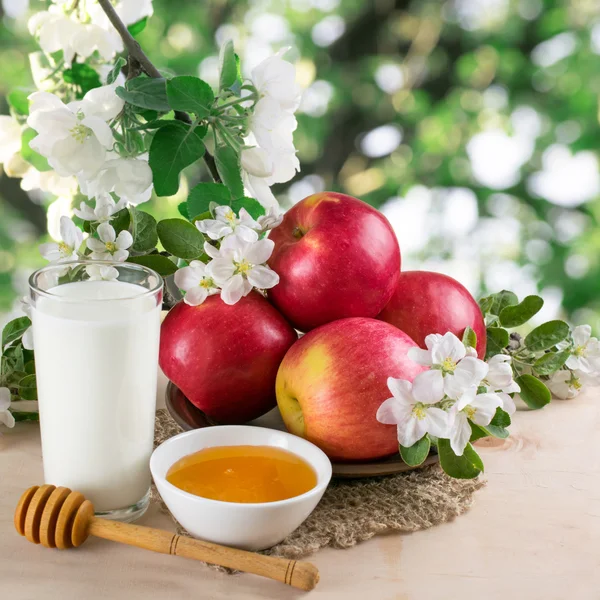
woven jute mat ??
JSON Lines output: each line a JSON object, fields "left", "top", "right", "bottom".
{"left": 152, "top": 409, "right": 485, "bottom": 566}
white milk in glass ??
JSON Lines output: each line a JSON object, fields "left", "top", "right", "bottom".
{"left": 32, "top": 280, "right": 161, "bottom": 514}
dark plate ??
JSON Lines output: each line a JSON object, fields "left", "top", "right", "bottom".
{"left": 165, "top": 381, "right": 439, "bottom": 479}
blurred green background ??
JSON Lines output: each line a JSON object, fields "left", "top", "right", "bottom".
{"left": 1, "top": 0, "right": 599, "bottom": 330}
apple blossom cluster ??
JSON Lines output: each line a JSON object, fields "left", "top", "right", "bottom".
{"left": 175, "top": 206, "right": 283, "bottom": 306}
{"left": 377, "top": 332, "right": 517, "bottom": 477}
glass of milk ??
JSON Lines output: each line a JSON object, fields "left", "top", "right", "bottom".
{"left": 29, "top": 261, "right": 163, "bottom": 522}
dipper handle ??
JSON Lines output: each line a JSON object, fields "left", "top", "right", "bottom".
{"left": 15, "top": 485, "right": 319, "bottom": 592}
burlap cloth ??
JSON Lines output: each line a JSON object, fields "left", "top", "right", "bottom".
{"left": 152, "top": 409, "right": 485, "bottom": 567}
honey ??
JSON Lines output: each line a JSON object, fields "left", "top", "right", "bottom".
{"left": 166, "top": 445, "right": 318, "bottom": 503}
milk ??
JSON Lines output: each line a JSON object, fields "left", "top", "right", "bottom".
{"left": 32, "top": 280, "right": 161, "bottom": 513}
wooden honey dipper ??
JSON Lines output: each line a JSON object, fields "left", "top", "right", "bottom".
{"left": 14, "top": 484, "right": 320, "bottom": 591}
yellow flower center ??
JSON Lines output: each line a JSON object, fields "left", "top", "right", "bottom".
{"left": 58, "top": 241, "right": 71, "bottom": 254}
{"left": 573, "top": 345, "right": 586, "bottom": 357}
{"left": 235, "top": 259, "right": 252, "bottom": 275}
{"left": 572, "top": 378, "right": 582, "bottom": 390}
{"left": 464, "top": 405, "right": 476, "bottom": 420}
{"left": 442, "top": 357, "right": 457, "bottom": 374}
{"left": 200, "top": 277, "right": 215, "bottom": 289}
{"left": 224, "top": 209, "right": 236, "bottom": 224}
{"left": 70, "top": 124, "right": 91, "bottom": 143}
{"left": 411, "top": 404, "right": 427, "bottom": 420}
{"left": 105, "top": 241, "right": 117, "bottom": 253}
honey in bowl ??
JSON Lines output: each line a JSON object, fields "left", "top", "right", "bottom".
{"left": 166, "top": 445, "right": 318, "bottom": 503}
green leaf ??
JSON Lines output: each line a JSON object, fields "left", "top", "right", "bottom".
{"left": 106, "top": 57, "right": 127, "bottom": 85}
{"left": 231, "top": 197, "right": 266, "bottom": 220}
{"left": 130, "top": 208, "right": 158, "bottom": 253}
{"left": 400, "top": 435, "right": 431, "bottom": 467}
{"left": 462, "top": 326, "right": 477, "bottom": 350}
{"left": 469, "top": 408, "right": 511, "bottom": 441}
{"left": 499, "top": 295, "right": 544, "bottom": 328}
{"left": 187, "top": 182, "right": 231, "bottom": 220}
{"left": 438, "top": 439, "right": 484, "bottom": 479}
{"left": 149, "top": 122, "right": 206, "bottom": 196}
{"left": 516, "top": 374, "right": 551, "bottom": 409}
{"left": 7, "top": 88, "right": 31, "bottom": 116}
{"left": 490, "top": 407, "right": 511, "bottom": 429}
{"left": 524, "top": 320, "right": 570, "bottom": 352}
{"left": 19, "top": 387, "right": 38, "bottom": 401}
{"left": 127, "top": 255, "right": 177, "bottom": 277}
{"left": 215, "top": 145, "right": 244, "bottom": 199}
{"left": 178, "top": 202, "right": 190, "bottom": 221}
{"left": 166, "top": 76, "right": 215, "bottom": 118}
{"left": 479, "top": 295, "right": 494, "bottom": 315}
{"left": 469, "top": 423, "right": 489, "bottom": 442}
{"left": 111, "top": 208, "right": 131, "bottom": 234}
{"left": 12, "top": 411, "right": 40, "bottom": 423}
{"left": 219, "top": 40, "right": 242, "bottom": 93}
{"left": 533, "top": 350, "right": 571, "bottom": 376}
{"left": 2, "top": 317, "right": 31, "bottom": 348}
{"left": 24, "top": 361, "right": 36, "bottom": 375}
{"left": 63, "top": 63, "right": 102, "bottom": 97}
{"left": 116, "top": 77, "right": 170, "bottom": 112}
{"left": 157, "top": 219, "right": 205, "bottom": 260}
{"left": 3, "top": 345, "right": 25, "bottom": 373}
{"left": 19, "top": 374, "right": 36, "bottom": 389}
{"left": 485, "top": 327, "right": 509, "bottom": 359}
{"left": 21, "top": 128, "right": 51, "bottom": 172}
{"left": 127, "top": 16, "right": 148, "bottom": 37}
{"left": 489, "top": 290, "right": 518, "bottom": 316}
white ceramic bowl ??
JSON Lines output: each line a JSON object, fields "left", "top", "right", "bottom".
{"left": 150, "top": 426, "right": 332, "bottom": 551}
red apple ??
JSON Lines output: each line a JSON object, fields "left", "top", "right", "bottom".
{"left": 267, "top": 192, "right": 401, "bottom": 332}
{"left": 276, "top": 318, "right": 425, "bottom": 461}
{"left": 160, "top": 292, "right": 297, "bottom": 424}
{"left": 378, "top": 270, "right": 486, "bottom": 359}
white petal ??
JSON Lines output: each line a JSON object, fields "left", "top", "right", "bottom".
{"left": 39, "top": 242, "right": 60, "bottom": 262}
{"left": 0, "top": 409, "right": 15, "bottom": 429}
{"left": 0, "top": 388, "right": 11, "bottom": 411}
{"left": 407, "top": 347, "right": 433, "bottom": 366}
{"left": 497, "top": 392, "right": 516, "bottom": 416}
{"left": 81, "top": 115, "right": 114, "bottom": 149}
{"left": 112, "top": 249, "right": 129, "bottom": 262}
{"left": 445, "top": 357, "right": 489, "bottom": 399}
{"left": 82, "top": 84, "right": 125, "bottom": 121}
{"left": 572, "top": 325, "right": 591, "bottom": 347}
{"left": 424, "top": 333, "right": 444, "bottom": 349}
{"left": 376, "top": 396, "right": 411, "bottom": 425}
{"left": 115, "top": 229, "right": 133, "bottom": 250}
{"left": 398, "top": 415, "right": 428, "bottom": 449}
{"left": 386, "top": 377, "right": 414, "bottom": 404}
{"left": 184, "top": 287, "right": 209, "bottom": 306}
{"left": 424, "top": 407, "right": 450, "bottom": 438}
{"left": 86, "top": 238, "right": 106, "bottom": 253}
{"left": 411, "top": 369, "right": 445, "bottom": 404}
{"left": 243, "top": 238, "right": 275, "bottom": 264}
{"left": 204, "top": 242, "right": 221, "bottom": 259}
{"left": 432, "top": 332, "right": 466, "bottom": 364}
{"left": 197, "top": 219, "right": 232, "bottom": 240}
{"left": 449, "top": 412, "right": 471, "bottom": 456}
{"left": 220, "top": 274, "right": 249, "bottom": 305}
{"left": 241, "top": 146, "right": 274, "bottom": 178}
{"left": 97, "top": 222, "right": 116, "bottom": 243}
{"left": 470, "top": 393, "right": 503, "bottom": 426}
{"left": 208, "top": 258, "right": 236, "bottom": 283}
{"left": 234, "top": 226, "right": 260, "bottom": 243}
{"left": 174, "top": 266, "right": 201, "bottom": 291}
{"left": 247, "top": 265, "right": 279, "bottom": 289}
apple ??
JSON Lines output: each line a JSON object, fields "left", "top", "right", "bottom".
{"left": 160, "top": 292, "right": 297, "bottom": 424}
{"left": 276, "top": 318, "right": 425, "bottom": 461}
{"left": 267, "top": 192, "right": 401, "bottom": 332}
{"left": 377, "top": 270, "right": 486, "bottom": 359}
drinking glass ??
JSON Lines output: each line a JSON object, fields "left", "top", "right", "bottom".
{"left": 29, "top": 261, "right": 163, "bottom": 522}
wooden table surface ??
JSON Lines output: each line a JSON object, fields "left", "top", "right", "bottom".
{"left": 1, "top": 386, "right": 599, "bottom": 600}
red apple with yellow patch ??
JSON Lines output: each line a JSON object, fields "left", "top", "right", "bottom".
{"left": 160, "top": 292, "right": 297, "bottom": 424}
{"left": 268, "top": 192, "right": 400, "bottom": 332}
{"left": 276, "top": 318, "right": 425, "bottom": 461}
{"left": 378, "top": 270, "right": 486, "bottom": 359}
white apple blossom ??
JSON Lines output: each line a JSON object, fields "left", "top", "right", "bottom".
{"left": 409, "top": 332, "right": 489, "bottom": 400}
{"left": 74, "top": 194, "right": 126, "bottom": 222}
{"left": 86, "top": 223, "right": 133, "bottom": 262}
{"left": 242, "top": 170, "right": 279, "bottom": 209}
{"left": 196, "top": 206, "right": 259, "bottom": 242}
{"left": 547, "top": 370, "right": 583, "bottom": 400}
{"left": 0, "top": 387, "right": 15, "bottom": 429}
{"left": 250, "top": 97, "right": 298, "bottom": 153}
{"left": 174, "top": 261, "right": 220, "bottom": 306}
{"left": 27, "top": 89, "right": 122, "bottom": 178}
{"left": 20, "top": 168, "right": 79, "bottom": 198}
{"left": 207, "top": 236, "right": 279, "bottom": 305}
{"left": 241, "top": 146, "right": 274, "bottom": 178}
{"left": 376, "top": 377, "right": 449, "bottom": 448}
{"left": 251, "top": 48, "right": 302, "bottom": 112}
{"left": 39, "top": 216, "right": 83, "bottom": 262}
{"left": 482, "top": 354, "right": 520, "bottom": 415}
{"left": 448, "top": 387, "right": 503, "bottom": 456}
{"left": 89, "top": 157, "right": 153, "bottom": 206}
{"left": 558, "top": 325, "right": 600, "bottom": 375}
{"left": 256, "top": 205, "right": 284, "bottom": 232}
{"left": 85, "top": 264, "right": 119, "bottom": 281}
{"left": 0, "top": 116, "right": 22, "bottom": 167}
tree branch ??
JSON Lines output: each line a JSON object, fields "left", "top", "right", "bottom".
{"left": 96, "top": 0, "right": 221, "bottom": 183}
